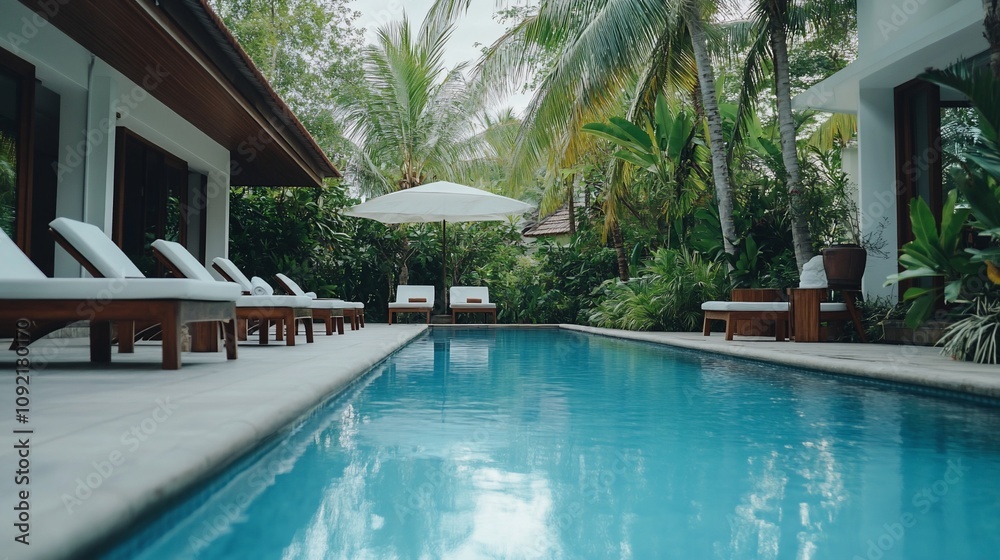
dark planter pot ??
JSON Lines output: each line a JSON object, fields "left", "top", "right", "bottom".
{"left": 731, "top": 288, "right": 783, "bottom": 336}
{"left": 822, "top": 245, "right": 867, "bottom": 291}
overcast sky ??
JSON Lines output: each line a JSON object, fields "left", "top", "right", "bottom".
{"left": 348, "top": 0, "right": 534, "bottom": 113}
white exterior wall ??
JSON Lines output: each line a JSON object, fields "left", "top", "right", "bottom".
{"left": 0, "top": 1, "right": 232, "bottom": 278}
{"left": 858, "top": 0, "right": 962, "bottom": 57}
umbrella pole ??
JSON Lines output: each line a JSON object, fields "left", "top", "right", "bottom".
{"left": 442, "top": 219, "right": 448, "bottom": 315}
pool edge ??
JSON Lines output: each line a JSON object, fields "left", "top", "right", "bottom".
{"left": 559, "top": 325, "right": 1000, "bottom": 400}
{"left": 59, "top": 326, "right": 429, "bottom": 560}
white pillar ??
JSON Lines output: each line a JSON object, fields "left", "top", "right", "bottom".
{"left": 203, "top": 169, "right": 230, "bottom": 275}
{"left": 81, "top": 75, "right": 118, "bottom": 234}
{"left": 857, "top": 87, "right": 899, "bottom": 300}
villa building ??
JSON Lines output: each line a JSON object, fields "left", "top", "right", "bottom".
{"left": 0, "top": 0, "right": 337, "bottom": 279}
{"left": 796, "top": 0, "right": 989, "bottom": 299}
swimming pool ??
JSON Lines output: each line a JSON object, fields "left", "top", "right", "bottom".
{"left": 115, "top": 329, "right": 1000, "bottom": 559}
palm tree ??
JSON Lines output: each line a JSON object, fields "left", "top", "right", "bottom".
{"left": 345, "top": 16, "right": 484, "bottom": 197}
{"left": 733, "top": 0, "right": 854, "bottom": 272}
{"left": 428, "top": 0, "right": 740, "bottom": 258}
{"left": 344, "top": 15, "right": 487, "bottom": 283}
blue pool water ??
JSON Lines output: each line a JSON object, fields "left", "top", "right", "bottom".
{"left": 118, "top": 329, "right": 1000, "bottom": 559}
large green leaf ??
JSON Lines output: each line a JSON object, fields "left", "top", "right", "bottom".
{"left": 904, "top": 293, "right": 938, "bottom": 329}
{"left": 608, "top": 117, "right": 654, "bottom": 152}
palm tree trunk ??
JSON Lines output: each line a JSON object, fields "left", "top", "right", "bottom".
{"left": 986, "top": 0, "right": 1000, "bottom": 78}
{"left": 611, "top": 220, "right": 629, "bottom": 282}
{"left": 685, "top": 7, "right": 737, "bottom": 256}
{"left": 770, "top": 19, "right": 813, "bottom": 272}
{"left": 567, "top": 177, "right": 577, "bottom": 235}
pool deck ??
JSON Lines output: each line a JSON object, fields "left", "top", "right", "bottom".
{"left": 0, "top": 324, "right": 426, "bottom": 560}
{"left": 3, "top": 323, "right": 999, "bottom": 560}
{"left": 561, "top": 325, "right": 1000, "bottom": 399}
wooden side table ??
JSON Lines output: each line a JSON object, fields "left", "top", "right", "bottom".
{"left": 788, "top": 288, "right": 826, "bottom": 342}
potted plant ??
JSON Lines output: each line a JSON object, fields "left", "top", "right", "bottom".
{"left": 812, "top": 146, "right": 889, "bottom": 290}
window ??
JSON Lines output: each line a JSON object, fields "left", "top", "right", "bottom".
{"left": 0, "top": 49, "right": 34, "bottom": 252}
{"left": 113, "top": 128, "right": 207, "bottom": 276}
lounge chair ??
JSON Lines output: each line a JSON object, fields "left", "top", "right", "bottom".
{"left": 388, "top": 285, "right": 434, "bottom": 325}
{"left": 701, "top": 256, "right": 865, "bottom": 342}
{"left": 273, "top": 273, "right": 365, "bottom": 335}
{"left": 2, "top": 225, "right": 238, "bottom": 369}
{"left": 149, "top": 240, "right": 314, "bottom": 346}
{"left": 449, "top": 286, "right": 496, "bottom": 324}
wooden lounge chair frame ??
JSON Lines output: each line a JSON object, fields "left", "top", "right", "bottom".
{"left": 2, "top": 226, "right": 240, "bottom": 370}
{"left": 702, "top": 308, "right": 789, "bottom": 341}
{"left": 272, "top": 274, "right": 349, "bottom": 335}
{"left": 207, "top": 261, "right": 313, "bottom": 346}
{"left": 2, "top": 299, "right": 237, "bottom": 370}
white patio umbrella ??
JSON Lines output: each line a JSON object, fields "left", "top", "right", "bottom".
{"left": 345, "top": 181, "right": 533, "bottom": 311}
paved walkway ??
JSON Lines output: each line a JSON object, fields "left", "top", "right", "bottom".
{"left": 562, "top": 325, "right": 1000, "bottom": 399}
{"left": 0, "top": 324, "right": 426, "bottom": 560}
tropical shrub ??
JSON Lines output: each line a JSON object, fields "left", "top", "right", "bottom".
{"left": 939, "top": 297, "right": 1000, "bottom": 364}
{"left": 587, "top": 248, "right": 727, "bottom": 332}
{"left": 880, "top": 63, "right": 1000, "bottom": 363}
{"left": 492, "top": 218, "right": 618, "bottom": 324}
{"left": 887, "top": 65, "right": 1000, "bottom": 329}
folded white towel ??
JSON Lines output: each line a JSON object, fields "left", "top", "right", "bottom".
{"left": 798, "top": 255, "right": 828, "bottom": 289}
{"left": 305, "top": 291, "right": 317, "bottom": 299}
{"left": 250, "top": 276, "right": 274, "bottom": 296}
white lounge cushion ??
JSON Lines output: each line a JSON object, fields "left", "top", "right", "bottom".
{"left": 150, "top": 239, "right": 216, "bottom": 282}
{"left": 702, "top": 302, "right": 788, "bottom": 312}
{"left": 235, "top": 295, "right": 313, "bottom": 309}
{"left": 449, "top": 286, "right": 490, "bottom": 306}
{"left": 212, "top": 257, "right": 253, "bottom": 292}
{"left": 0, "top": 278, "right": 240, "bottom": 301}
{"left": 0, "top": 228, "right": 46, "bottom": 280}
{"left": 275, "top": 273, "right": 307, "bottom": 296}
{"left": 451, "top": 302, "right": 496, "bottom": 310}
{"left": 307, "top": 299, "right": 352, "bottom": 310}
{"left": 388, "top": 302, "right": 433, "bottom": 310}
{"left": 394, "top": 285, "right": 434, "bottom": 304}
{"left": 333, "top": 299, "right": 364, "bottom": 309}
{"left": 50, "top": 217, "right": 145, "bottom": 278}
{"left": 701, "top": 301, "right": 848, "bottom": 313}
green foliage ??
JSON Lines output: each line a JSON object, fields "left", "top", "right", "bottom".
{"left": 883, "top": 63, "right": 1000, "bottom": 339}
{"left": 939, "top": 297, "right": 1000, "bottom": 364}
{"left": 228, "top": 183, "right": 353, "bottom": 295}
{"left": 587, "top": 248, "right": 727, "bottom": 332}
{"left": 582, "top": 93, "right": 709, "bottom": 239}
{"left": 0, "top": 133, "right": 15, "bottom": 238}
{"left": 491, "top": 218, "right": 617, "bottom": 324}
{"left": 885, "top": 192, "right": 977, "bottom": 328}
{"left": 210, "top": 0, "right": 365, "bottom": 161}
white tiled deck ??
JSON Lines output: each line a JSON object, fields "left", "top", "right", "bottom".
{"left": 2, "top": 323, "right": 999, "bottom": 560}
{"left": 0, "top": 324, "right": 426, "bottom": 560}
